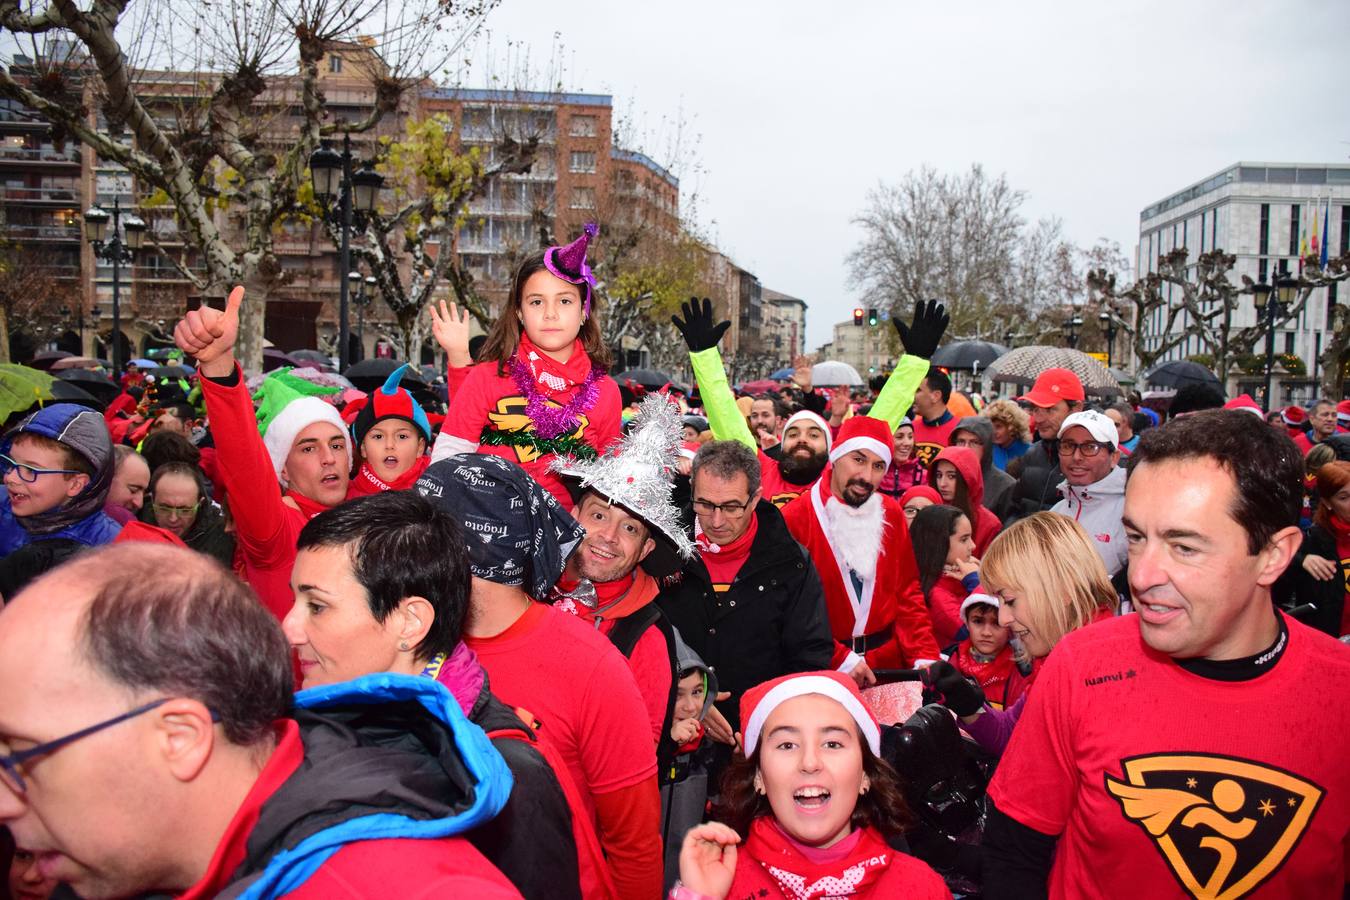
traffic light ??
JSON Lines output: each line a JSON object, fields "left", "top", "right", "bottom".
{"left": 867, "top": 307, "right": 879, "bottom": 327}
{"left": 852, "top": 307, "right": 864, "bottom": 327}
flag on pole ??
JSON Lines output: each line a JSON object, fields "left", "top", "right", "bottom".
{"left": 1311, "top": 199, "right": 1321, "bottom": 259}
{"left": 1299, "top": 200, "right": 1309, "bottom": 270}
{"left": 1321, "top": 195, "right": 1330, "bottom": 268}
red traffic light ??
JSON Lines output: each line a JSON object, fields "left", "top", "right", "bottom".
{"left": 852, "top": 307, "right": 864, "bottom": 326}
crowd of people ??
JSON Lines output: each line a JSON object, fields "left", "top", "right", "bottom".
{"left": 0, "top": 225, "right": 1347, "bottom": 900}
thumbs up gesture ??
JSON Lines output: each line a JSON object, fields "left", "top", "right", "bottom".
{"left": 175, "top": 285, "right": 244, "bottom": 377}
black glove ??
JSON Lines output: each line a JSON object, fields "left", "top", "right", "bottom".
{"left": 893, "top": 298, "right": 950, "bottom": 359}
{"left": 671, "top": 297, "right": 731, "bottom": 353}
{"left": 922, "top": 660, "right": 985, "bottom": 717}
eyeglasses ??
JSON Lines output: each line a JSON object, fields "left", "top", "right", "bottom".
{"left": 0, "top": 453, "right": 83, "bottom": 484}
{"left": 692, "top": 498, "right": 753, "bottom": 517}
{"left": 152, "top": 500, "right": 201, "bottom": 518}
{"left": 1, "top": 698, "right": 170, "bottom": 795}
{"left": 1058, "top": 440, "right": 1111, "bottom": 458}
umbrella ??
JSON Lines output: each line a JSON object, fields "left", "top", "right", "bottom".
{"left": 130, "top": 358, "right": 157, "bottom": 368}
{"left": 811, "top": 360, "right": 863, "bottom": 387}
{"left": 613, "top": 368, "right": 676, "bottom": 392}
{"left": 739, "top": 379, "right": 781, "bottom": 394}
{"left": 263, "top": 348, "right": 300, "bottom": 372}
{"left": 49, "top": 356, "right": 106, "bottom": 372}
{"left": 769, "top": 367, "right": 795, "bottom": 381}
{"left": 57, "top": 369, "right": 121, "bottom": 405}
{"left": 290, "top": 349, "right": 336, "bottom": 370}
{"left": 0, "top": 364, "right": 55, "bottom": 421}
{"left": 48, "top": 379, "right": 101, "bottom": 409}
{"left": 342, "top": 358, "right": 427, "bottom": 393}
{"left": 1107, "top": 367, "right": 1137, "bottom": 386}
{"left": 930, "top": 340, "right": 1009, "bottom": 372}
{"left": 148, "top": 365, "right": 194, "bottom": 380}
{"left": 1142, "top": 360, "right": 1220, "bottom": 391}
{"left": 27, "top": 350, "right": 73, "bottom": 371}
{"left": 986, "top": 346, "right": 1122, "bottom": 396}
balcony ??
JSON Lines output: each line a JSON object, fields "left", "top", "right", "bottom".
{"left": 0, "top": 144, "right": 82, "bottom": 166}
{"left": 0, "top": 185, "right": 80, "bottom": 205}
{"left": 0, "top": 223, "right": 81, "bottom": 241}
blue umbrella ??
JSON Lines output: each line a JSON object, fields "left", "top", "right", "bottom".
{"left": 769, "top": 367, "right": 795, "bottom": 381}
{"left": 130, "top": 357, "right": 156, "bottom": 367}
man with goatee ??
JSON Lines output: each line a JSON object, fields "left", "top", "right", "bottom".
{"left": 782, "top": 416, "right": 942, "bottom": 687}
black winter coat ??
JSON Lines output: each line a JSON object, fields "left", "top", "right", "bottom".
{"left": 1007, "top": 439, "right": 1063, "bottom": 523}
{"left": 1275, "top": 523, "right": 1346, "bottom": 638}
{"left": 658, "top": 500, "right": 834, "bottom": 734}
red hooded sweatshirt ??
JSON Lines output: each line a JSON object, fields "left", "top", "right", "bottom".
{"left": 930, "top": 446, "right": 1002, "bottom": 557}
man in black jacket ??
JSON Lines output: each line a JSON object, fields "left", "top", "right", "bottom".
{"left": 1007, "top": 368, "right": 1085, "bottom": 522}
{"left": 657, "top": 440, "right": 835, "bottom": 750}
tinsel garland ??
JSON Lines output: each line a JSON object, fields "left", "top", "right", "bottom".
{"left": 508, "top": 350, "right": 605, "bottom": 439}
{"left": 479, "top": 426, "right": 599, "bottom": 461}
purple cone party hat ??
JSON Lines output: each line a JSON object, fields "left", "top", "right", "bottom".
{"left": 544, "top": 222, "right": 599, "bottom": 314}
{"left": 551, "top": 392, "right": 694, "bottom": 577}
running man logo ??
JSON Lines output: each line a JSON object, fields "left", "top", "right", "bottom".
{"left": 487, "top": 396, "right": 590, "bottom": 463}
{"left": 770, "top": 490, "right": 806, "bottom": 508}
{"left": 913, "top": 442, "right": 943, "bottom": 469}
{"left": 1105, "top": 753, "right": 1324, "bottom": 900}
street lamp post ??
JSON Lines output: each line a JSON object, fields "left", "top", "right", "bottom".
{"left": 1251, "top": 273, "right": 1300, "bottom": 412}
{"left": 1098, "top": 310, "right": 1119, "bottom": 369}
{"left": 83, "top": 197, "right": 146, "bottom": 375}
{"left": 348, "top": 271, "right": 377, "bottom": 362}
{"left": 1003, "top": 330, "right": 1014, "bottom": 348}
{"left": 1062, "top": 315, "right": 1084, "bottom": 350}
{"left": 309, "top": 136, "right": 384, "bottom": 370}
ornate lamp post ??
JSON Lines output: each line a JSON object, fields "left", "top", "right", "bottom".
{"left": 1098, "top": 309, "right": 1119, "bottom": 369}
{"left": 1252, "top": 273, "right": 1300, "bottom": 412}
{"left": 83, "top": 198, "right": 145, "bottom": 374}
{"left": 309, "top": 136, "right": 383, "bottom": 370}
{"left": 348, "top": 271, "right": 378, "bottom": 362}
{"left": 1062, "top": 315, "right": 1084, "bottom": 350}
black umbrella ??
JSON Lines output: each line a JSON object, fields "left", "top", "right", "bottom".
{"left": 28, "top": 350, "right": 73, "bottom": 371}
{"left": 57, "top": 369, "right": 121, "bottom": 405}
{"left": 1142, "top": 360, "right": 1220, "bottom": 391}
{"left": 342, "top": 358, "right": 427, "bottom": 393}
{"left": 48, "top": 379, "right": 101, "bottom": 409}
{"left": 289, "top": 349, "right": 336, "bottom": 370}
{"left": 148, "top": 365, "right": 194, "bottom": 381}
{"left": 929, "top": 340, "right": 1010, "bottom": 371}
{"left": 263, "top": 348, "right": 300, "bottom": 372}
{"left": 614, "top": 368, "right": 676, "bottom": 392}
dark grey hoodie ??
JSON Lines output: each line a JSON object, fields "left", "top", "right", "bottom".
{"left": 953, "top": 416, "right": 1016, "bottom": 523}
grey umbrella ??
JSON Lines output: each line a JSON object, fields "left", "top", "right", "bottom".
{"left": 1142, "top": 360, "right": 1220, "bottom": 391}
{"left": 986, "top": 345, "right": 1122, "bottom": 396}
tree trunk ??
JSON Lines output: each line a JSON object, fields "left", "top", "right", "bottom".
{"left": 1320, "top": 305, "right": 1350, "bottom": 399}
{"left": 0, "top": 306, "right": 9, "bottom": 364}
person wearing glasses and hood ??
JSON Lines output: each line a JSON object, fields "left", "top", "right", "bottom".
{"left": 1048, "top": 410, "right": 1128, "bottom": 578}
{"left": 0, "top": 403, "right": 121, "bottom": 560}
{"left": 138, "top": 462, "right": 235, "bottom": 566}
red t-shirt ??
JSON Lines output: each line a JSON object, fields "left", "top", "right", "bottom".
{"left": 913, "top": 412, "right": 960, "bottom": 469}
{"left": 463, "top": 603, "right": 657, "bottom": 824}
{"left": 445, "top": 362, "right": 621, "bottom": 509}
{"left": 759, "top": 452, "right": 814, "bottom": 508}
{"left": 989, "top": 613, "right": 1350, "bottom": 899}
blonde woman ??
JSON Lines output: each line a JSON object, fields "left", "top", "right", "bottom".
{"left": 985, "top": 399, "right": 1031, "bottom": 472}
{"left": 923, "top": 512, "right": 1116, "bottom": 754}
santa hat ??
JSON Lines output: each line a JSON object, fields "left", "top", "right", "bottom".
{"left": 960, "top": 593, "right": 1000, "bottom": 617}
{"left": 827, "top": 416, "right": 892, "bottom": 467}
{"left": 1281, "top": 405, "right": 1307, "bottom": 427}
{"left": 1337, "top": 400, "right": 1350, "bottom": 427}
{"left": 780, "top": 409, "right": 832, "bottom": 447}
{"left": 543, "top": 223, "right": 599, "bottom": 315}
{"left": 351, "top": 364, "right": 431, "bottom": 446}
{"left": 255, "top": 376, "right": 352, "bottom": 485}
{"left": 1223, "top": 394, "right": 1264, "bottom": 417}
{"left": 741, "top": 671, "right": 880, "bottom": 757}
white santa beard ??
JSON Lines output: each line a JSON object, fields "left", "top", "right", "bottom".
{"left": 825, "top": 492, "right": 887, "bottom": 582}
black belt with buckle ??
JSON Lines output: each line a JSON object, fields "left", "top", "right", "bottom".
{"left": 848, "top": 627, "right": 893, "bottom": 654}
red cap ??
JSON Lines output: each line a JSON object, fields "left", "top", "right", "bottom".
{"left": 1018, "top": 368, "right": 1085, "bottom": 407}
{"left": 740, "top": 671, "right": 880, "bottom": 757}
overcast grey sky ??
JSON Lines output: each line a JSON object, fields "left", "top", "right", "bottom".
{"left": 469, "top": 0, "right": 1350, "bottom": 349}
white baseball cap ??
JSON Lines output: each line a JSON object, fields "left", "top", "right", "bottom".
{"left": 1058, "top": 409, "right": 1117, "bottom": 447}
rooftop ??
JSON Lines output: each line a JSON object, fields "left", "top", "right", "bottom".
{"left": 1141, "top": 161, "right": 1350, "bottom": 222}
{"left": 422, "top": 87, "right": 612, "bottom": 108}
{"left": 611, "top": 147, "right": 678, "bottom": 188}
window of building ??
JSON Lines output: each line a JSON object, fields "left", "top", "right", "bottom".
{"left": 328, "top": 55, "right": 342, "bottom": 74}
{"left": 1284, "top": 332, "right": 1295, "bottom": 355}
{"left": 569, "top": 151, "right": 596, "bottom": 173}
{"left": 1342, "top": 206, "right": 1349, "bottom": 255}
{"left": 1290, "top": 204, "right": 1300, "bottom": 256}
{"left": 1258, "top": 258, "right": 1268, "bottom": 282}
{"left": 1258, "top": 204, "right": 1270, "bottom": 255}
{"left": 1212, "top": 208, "right": 1218, "bottom": 249}
{"left": 569, "top": 116, "right": 597, "bottom": 137}
{"left": 570, "top": 187, "right": 596, "bottom": 209}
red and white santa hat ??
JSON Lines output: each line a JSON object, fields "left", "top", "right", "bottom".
{"left": 1223, "top": 394, "right": 1264, "bottom": 417}
{"left": 780, "top": 409, "right": 832, "bottom": 447}
{"left": 1337, "top": 400, "right": 1350, "bottom": 428}
{"left": 826, "top": 415, "right": 893, "bottom": 468}
{"left": 1281, "top": 405, "right": 1307, "bottom": 427}
{"left": 741, "top": 671, "right": 881, "bottom": 757}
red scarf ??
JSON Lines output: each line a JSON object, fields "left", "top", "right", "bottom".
{"left": 348, "top": 455, "right": 430, "bottom": 496}
{"left": 695, "top": 512, "right": 759, "bottom": 589}
{"left": 955, "top": 640, "right": 1016, "bottom": 694}
{"left": 745, "top": 818, "right": 891, "bottom": 900}
{"left": 553, "top": 569, "right": 661, "bottom": 622}
{"left": 517, "top": 332, "right": 592, "bottom": 393}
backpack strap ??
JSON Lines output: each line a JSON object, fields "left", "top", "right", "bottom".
{"left": 606, "top": 604, "right": 681, "bottom": 782}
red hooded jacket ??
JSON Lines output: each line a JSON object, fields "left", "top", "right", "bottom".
{"left": 930, "top": 446, "right": 1002, "bottom": 556}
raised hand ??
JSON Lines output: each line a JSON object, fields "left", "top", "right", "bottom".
{"left": 429, "top": 300, "right": 474, "bottom": 368}
{"left": 893, "top": 298, "right": 950, "bottom": 360}
{"left": 791, "top": 354, "right": 813, "bottom": 391}
{"left": 671, "top": 297, "right": 731, "bottom": 353}
{"left": 175, "top": 286, "right": 243, "bottom": 377}
{"left": 678, "top": 822, "right": 740, "bottom": 899}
